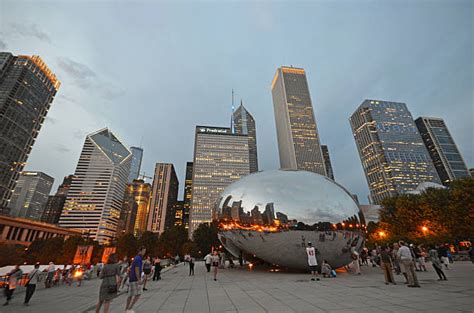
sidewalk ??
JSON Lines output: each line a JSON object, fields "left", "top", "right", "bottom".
{"left": 0, "top": 261, "right": 472, "bottom": 313}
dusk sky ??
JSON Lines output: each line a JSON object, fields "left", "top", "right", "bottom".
{"left": 1, "top": 0, "right": 472, "bottom": 204}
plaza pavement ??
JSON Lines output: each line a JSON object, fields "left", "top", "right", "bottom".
{"left": 0, "top": 261, "right": 473, "bottom": 313}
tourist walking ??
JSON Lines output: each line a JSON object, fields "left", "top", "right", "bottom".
{"left": 204, "top": 252, "right": 212, "bottom": 272}
{"left": 350, "top": 244, "right": 361, "bottom": 275}
{"left": 44, "top": 261, "right": 55, "bottom": 288}
{"left": 306, "top": 242, "right": 320, "bottom": 281}
{"left": 24, "top": 263, "right": 41, "bottom": 306}
{"left": 398, "top": 241, "right": 420, "bottom": 287}
{"left": 3, "top": 265, "right": 23, "bottom": 306}
{"left": 392, "top": 243, "right": 401, "bottom": 275}
{"left": 211, "top": 250, "right": 220, "bottom": 281}
{"left": 380, "top": 246, "right": 396, "bottom": 285}
{"left": 118, "top": 256, "right": 129, "bottom": 290}
{"left": 142, "top": 256, "right": 152, "bottom": 291}
{"left": 189, "top": 257, "right": 195, "bottom": 276}
{"left": 96, "top": 253, "right": 120, "bottom": 313}
{"left": 153, "top": 257, "right": 162, "bottom": 281}
{"left": 429, "top": 246, "right": 447, "bottom": 281}
{"left": 438, "top": 245, "right": 450, "bottom": 269}
{"left": 125, "top": 246, "right": 146, "bottom": 313}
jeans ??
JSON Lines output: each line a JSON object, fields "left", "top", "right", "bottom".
{"left": 4, "top": 287, "right": 14, "bottom": 302}
{"left": 432, "top": 263, "right": 447, "bottom": 280}
{"left": 24, "top": 284, "right": 36, "bottom": 303}
{"left": 205, "top": 263, "right": 211, "bottom": 272}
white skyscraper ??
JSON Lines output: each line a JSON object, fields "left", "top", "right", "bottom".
{"left": 59, "top": 128, "right": 131, "bottom": 244}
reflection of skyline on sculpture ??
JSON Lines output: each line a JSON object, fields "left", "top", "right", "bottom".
{"left": 216, "top": 170, "right": 361, "bottom": 227}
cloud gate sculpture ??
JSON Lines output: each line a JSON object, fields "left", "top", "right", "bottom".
{"left": 216, "top": 170, "right": 366, "bottom": 270}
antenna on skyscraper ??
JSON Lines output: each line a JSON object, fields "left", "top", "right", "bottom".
{"left": 231, "top": 89, "right": 235, "bottom": 133}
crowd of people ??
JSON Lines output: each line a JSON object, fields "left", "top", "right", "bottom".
{"left": 2, "top": 241, "right": 471, "bottom": 311}
{"left": 347, "top": 241, "right": 456, "bottom": 287}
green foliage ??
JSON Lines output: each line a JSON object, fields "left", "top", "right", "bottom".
{"left": 57, "top": 236, "right": 86, "bottom": 264}
{"left": 157, "top": 226, "right": 188, "bottom": 257}
{"left": 0, "top": 244, "right": 25, "bottom": 267}
{"left": 378, "top": 177, "right": 474, "bottom": 244}
{"left": 138, "top": 231, "right": 159, "bottom": 256}
{"left": 192, "top": 221, "right": 219, "bottom": 255}
{"left": 181, "top": 241, "right": 199, "bottom": 257}
{"left": 116, "top": 233, "right": 138, "bottom": 259}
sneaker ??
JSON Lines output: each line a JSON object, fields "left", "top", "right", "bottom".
{"left": 311, "top": 278, "right": 315, "bottom": 281}
{"left": 316, "top": 278, "right": 320, "bottom": 281}
{"left": 126, "top": 310, "right": 135, "bottom": 313}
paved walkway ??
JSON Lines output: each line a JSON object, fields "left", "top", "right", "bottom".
{"left": 1, "top": 261, "right": 473, "bottom": 313}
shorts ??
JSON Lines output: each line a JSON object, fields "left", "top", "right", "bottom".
{"left": 309, "top": 265, "right": 318, "bottom": 272}
{"left": 128, "top": 281, "right": 142, "bottom": 297}
{"left": 212, "top": 262, "right": 219, "bottom": 267}
{"left": 143, "top": 269, "right": 151, "bottom": 275}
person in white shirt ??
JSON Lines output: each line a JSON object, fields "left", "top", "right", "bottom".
{"left": 45, "top": 261, "right": 55, "bottom": 288}
{"left": 24, "top": 263, "right": 41, "bottom": 306}
{"left": 306, "top": 242, "right": 320, "bottom": 281}
{"left": 397, "top": 241, "right": 420, "bottom": 288}
{"left": 204, "top": 253, "right": 212, "bottom": 272}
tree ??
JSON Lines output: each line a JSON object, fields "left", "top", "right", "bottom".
{"left": 157, "top": 226, "right": 188, "bottom": 257}
{"left": 192, "top": 221, "right": 219, "bottom": 255}
{"left": 57, "top": 236, "right": 86, "bottom": 264}
{"left": 36, "top": 237, "right": 64, "bottom": 264}
{"left": 181, "top": 241, "right": 199, "bottom": 257}
{"left": 378, "top": 177, "right": 474, "bottom": 244}
{"left": 138, "top": 231, "right": 159, "bottom": 256}
{"left": 116, "top": 233, "right": 138, "bottom": 259}
{"left": 0, "top": 245, "right": 24, "bottom": 267}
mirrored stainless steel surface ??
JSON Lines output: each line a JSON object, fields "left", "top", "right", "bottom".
{"left": 216, "top": 170, "right": 365, "bottom": 269}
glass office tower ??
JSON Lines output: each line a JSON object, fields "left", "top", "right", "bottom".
{"left": 8, "top": 171, "right": 54, "bottom": 220}
{"left": 271, "top": 66, "right": 326, "bottom": 176}
{"left": 189, "top": 126, "right": 250, "bottom": 237}
{"left": 233, "top": 102, "right": 259, "bottom": 173}
{"left": 415, "top": 117, "right": 469, "bottom": 185}
{"left": 350, "top": 100, "right": 441, "bottom": 204}
{"left": 128, "top": 147, "right": 143, "bottom": 183}
{"left": 0, "top": 53, "right": 60, "bottom": 211}
{"left": 321, "top": 145, "right": 335, "bottom": 180}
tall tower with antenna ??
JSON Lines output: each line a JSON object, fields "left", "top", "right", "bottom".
{"left": 231, "top": 89, "right": 235, "bottom": 133}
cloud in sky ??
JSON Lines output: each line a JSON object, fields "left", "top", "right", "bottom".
{"left": 5, "top": 1, "right": 472, "bottom": 203}
{"left": 8, "top": 23, "right": 52, "bottom": 43}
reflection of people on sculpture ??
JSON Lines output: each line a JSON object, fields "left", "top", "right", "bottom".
{"left": 321, "top": 260, "right": 335, "bottom": 278}
{"left": 306, "top": 242, "right": 320, "bottom": 281}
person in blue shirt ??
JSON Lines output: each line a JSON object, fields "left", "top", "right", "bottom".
{"left": 125, "top": 246, "right": 146, "bottom": 313}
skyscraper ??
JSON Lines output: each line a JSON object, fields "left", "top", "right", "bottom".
{"left": 181, "top": 162, "right": 193, "bottom": 230}
{"left": 59, "top": 128, "right": 132, "bottom": 244}
{"left": 147, "top": 163, "right": 179, "bottom": 234}
{"left": 0, "top": 53, "right": 60, "bottom": 211}
{"left": 271, "top": 66, "right": 326, "bottom": 176}
{"left": 189, "top": 126, "right": 250, "bottom": 237}
{"left": 415, "top": 117, "right": 470, "bottom": 185}
{"left": 8, "top": 171, "right": 54, "bottom": 221}
{"left": 128, "top": 147, "right": 143, "bottom": 183}
{"left": 173, "top": 200, "right": 184, "bottom": 226}
{"left": 321, "top": 145, "right": 335, "bottom": 180}
{"left": 41, "top": 175, "right": 73, "bottom": 224}
{"left": 349, "top": 100, "right": 441, "bottom": 204}
{"left": 233, "top": 102, "right": 259, "bottom": 173}
{"left": 117, "top": 179, "right": 151, "bottom": 237}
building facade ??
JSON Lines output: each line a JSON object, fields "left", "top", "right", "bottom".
{"left": 0, "top": 53, "right": 60, "bottom": 211}
{"left": 8, "top": 171, "right": 54, "bottom": 221}
{"left": 0, "top": 215, "right": 82, "bottom": 247}
{"left": 41, "top": 175, "right": 73, "bottom": 224}
{"left": 233, "top": 102, "right": 259, "bottom": 173}
{"left": 415, "top": 117, "right": 470, "bottom": 185}
{"left": 128, "top": 146, "right": 143, "bottom": 183}
{"left": 321, "top": 145, "right": 335, "bottom": 180}
{"left": 147, "top": 163, "right": 179, "bottom": 234}
{"left": 349, "top": 100, "right": 441, "bottom": 204}
{"left": 271, "top": 66, "right": 326, "bottom": 175}
{"left": 173, "top": 200, "right": 184, "bottom": 226}
{"left": 59, "top": 128, "right": 132, "bottom": 244}
{"left": 181, "top": 162, "right": 193, "bottom": 230}
{"left": 189, "top": 126, "right": 250, "bottom": 237}
{"left": 117, "top": 179, "right": 151, "bottom": 237}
